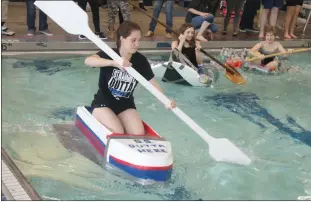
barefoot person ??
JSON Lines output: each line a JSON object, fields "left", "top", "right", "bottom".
{"left": 284, "top": 0, "right": 303, "bottom": 39}
{"left": 84, "top": 21, "right": 176, "bottom": 135}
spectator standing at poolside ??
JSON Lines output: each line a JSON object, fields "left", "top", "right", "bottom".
{"left": 207, "top": 0, "right": 221, "bottom": 16}
{"left": 185, "top": 0, "right": 218, "bottom": 42}
{"left": 26, "top": 0, "right": 53, "bottom": 36}
{"left": 144, "top": 0, "right": 174, "bottom": 39}
{"left": 77, "top": 0, "right": 107, "bottom": 39}
{"left": 239, "top": 0, "right": 261, "bottom": 33}
{"left": 284, "top": 0, "right": 303, "bottom": 39}
{"left": 259, "top": 0, "right": 284, "bottom": 38}
{"left": 1, "top": 0, "right": 15, "bottom": 36}
{"left": 222, "top": 0, "right": 245, "bottom": 37}
{"left": 107, "top": 0, "right": 131, "bottom": 39}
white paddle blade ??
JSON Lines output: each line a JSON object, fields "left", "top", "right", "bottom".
{"left": 34, "top": 1, "right": 88, "bottom": 35}
{"left": 208, "top": 138, "right": 251, "bottom": 165}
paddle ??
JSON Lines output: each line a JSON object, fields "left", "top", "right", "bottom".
{"left": 128, "top": 1, "right": 246, "bottom": 85}
{"left": 34, "top": 1, "right": 251, "bottom": 166}
{"left": 245, "top": 48, "right": 311, "bottom": 63}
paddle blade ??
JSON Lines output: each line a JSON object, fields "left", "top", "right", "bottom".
{"left": 34, "top": 1, "right": 87, "bottom": 35}
{"left": 224, "top": 62, "right": 246, "bottom": 84}
{"left": 208, "top": 138, "right": 251, "bottom": 165}
{"left": 225, "top": 70, "right": 246, "bottom": 85}
{"left": 200, "top": 49, "right": 246, "bottom": 85}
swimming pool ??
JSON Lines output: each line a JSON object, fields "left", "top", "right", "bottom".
{"left": 1, "top": 51, "right": 311, "bottom": 200}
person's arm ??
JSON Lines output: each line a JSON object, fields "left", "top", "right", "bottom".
{"left": 249, "top": 43, "right": 264, "bottom": 58}
{"left": 278, "top": 42, "right": 287, "bottom": 53}
{"left": 188, "top": 8, "right": 203, "bottom": 16}
{"left": 195, "top": 40, "right": 202, "bottom": 50}
{"left": 277, "top": 42, "right": 293, "bottom": 58}
{"left": 172, "top": 37, "right": 186, "bottom": 51}
{"left": 171, "top": 41, "right": 180, "bottom": 51}
{"left": 149, "top": 78, "right": 164, "bottom": 93}
{"left": 84, "top": 52, "right": 117, "bottom": 67}
{"left": 139, "top": 55, "right": 176, "bottom": 109}
{"left": 149, "top": 78, "right": 176, "bottom": 109}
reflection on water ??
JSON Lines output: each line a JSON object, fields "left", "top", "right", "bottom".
{"left": 205, "top": 92, "right": 311, "bottom": 146}
{"left": 13, "top": 60, "right": 71, "bottom": 75}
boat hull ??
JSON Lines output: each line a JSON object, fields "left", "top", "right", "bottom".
{"left": 152, "top": 61, "right": 215, "bottom": 87}
{"left": 74, "top": 106, "right": 173, "bottom": 184}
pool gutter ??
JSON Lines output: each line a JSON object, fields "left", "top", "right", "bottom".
{"left": 1, "top": 147, "right": 41, "bottom": 200}
{"left": 2, "top": 38, "right": 309, "bottom": 52}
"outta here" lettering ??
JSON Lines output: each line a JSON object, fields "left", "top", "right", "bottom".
{"left": 128, "top": 139, "right": 168, "bottom": 153}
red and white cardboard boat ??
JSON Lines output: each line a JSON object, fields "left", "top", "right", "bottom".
{"left": 74, "top": 106, "right": 173, "bottom": 185}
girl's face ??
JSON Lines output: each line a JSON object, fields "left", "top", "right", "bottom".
{"left": 183, "top": 27, "right": 195, "bottom": 41}
{"left": 265, "top": 32, "right": 275, "bottom": 43}
{"left": 121, "top": 30, "right": 141, "bottom": 53}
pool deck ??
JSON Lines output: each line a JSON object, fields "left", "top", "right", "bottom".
{"left": 1, "top": 2, "right": 311, "bottom": 52}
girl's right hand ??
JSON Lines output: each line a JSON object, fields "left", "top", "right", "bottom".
{"left": 178, "top": 34, "right": 186, "bottom": 42}
{"left": 113, "top": 58, "right": 132, "bottom": 71}
{"left": 259, "top": 54, "right": 265, "bottom": 60}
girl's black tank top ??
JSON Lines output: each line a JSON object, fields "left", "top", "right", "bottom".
{"left": 181, "top": 46, "right": 198, "bottom": 67}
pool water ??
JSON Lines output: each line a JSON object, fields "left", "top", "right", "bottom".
{"left": 1, "top": 52, "right": 311, "bottom": 200}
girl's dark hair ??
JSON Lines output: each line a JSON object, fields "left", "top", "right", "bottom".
{"left": 116, "top": 21, "right": 142, "bottom": 49}
{"left": 177, "top": 23, "right": 196, "bottom": 48}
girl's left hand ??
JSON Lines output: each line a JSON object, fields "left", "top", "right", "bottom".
{"left": 166, "top": 99, "right": 176, "bottom": 110}
{"left": 287, "top": 49, "right": 294, "bottom": 54}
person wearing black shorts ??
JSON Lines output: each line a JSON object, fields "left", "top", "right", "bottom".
{"left": 84, "top": 21, "right": 176, "bottom": 135}
{"left": 259, "top": 0, "right": 284, "bottom": 38}
{"left": 284, "top": 0, "right": 304, "bottom": 39}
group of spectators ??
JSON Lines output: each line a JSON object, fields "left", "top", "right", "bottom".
{"left": 1, "top": 0, "right": 309, "bottom": 41}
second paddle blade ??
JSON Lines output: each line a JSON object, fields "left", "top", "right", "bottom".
{"left": 208, "top": 137, "right": 251, "bottom": 166}
{"left": 34, "top": 1, "right": 88, "bottom": 35}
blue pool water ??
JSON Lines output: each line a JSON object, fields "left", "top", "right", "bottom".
{"left": 1, "top": 51, "right": 311, "bottom": 200}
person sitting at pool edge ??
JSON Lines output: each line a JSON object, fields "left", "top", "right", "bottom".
{"left": 84, "top": 21, "right": 176, "bottom": 135}
{"left": 171, "top": 23, "right": 212, "bottom": 84}
{"left": 185, "top": 0, "right": 218, "bottom": 42}
{"left": 249, "top": 25, "right": 293, "bottom": 71}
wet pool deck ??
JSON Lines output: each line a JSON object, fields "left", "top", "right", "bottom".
{"left": 1, "top": 2, "right": 311, "bottom": 52}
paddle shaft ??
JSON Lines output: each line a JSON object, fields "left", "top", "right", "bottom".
{"left": 246, "top": 48, "right": 310, "bottom": 62}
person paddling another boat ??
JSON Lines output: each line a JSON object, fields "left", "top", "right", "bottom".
{"left": 85, "top": 21, "right": 176, "bottom": 135}
{"left": 249, "top": 25, "right": 294, "bottom": 72}
{"left": 171, "top": 23, "right": 212, "bottom": 84}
